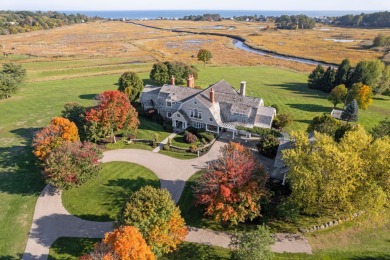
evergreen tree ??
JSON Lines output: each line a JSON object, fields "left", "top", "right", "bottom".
{"left": 335, "top": 59, "right": 351, "bottom": 86}
{"left": 322, "top": 66, "right": 336, "bottom": 93}
{"left": 307, "top": 65, "right": 325, "bottom": 90}
{"left": 341, "top": 99, "right": 358, "bottom": 123}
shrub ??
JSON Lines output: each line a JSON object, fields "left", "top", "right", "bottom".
{"left": 194, "top": 142, "right": 269, "bottom": 224}
{"left": 271, "top": 104, "right": 280, "bottom": 113}
{"left": 236, "top": 126, "right": 282, "bottom": 138}
{"left": 230, "top": 225, "right": 274, "bottom": 260}
{"left": 43, "top": 141, "right": 102, "bottom": 189}
{"left": 163, "top": 145, "right": 170, "bottom": 151}
{"left": 257, "top": 135, "right": 280, "bottom": 159}
{"left": 117, "top": 186, "right": 188, "bottom": 256}
{"left": 184, "top": 131, "right": 198, "bottom": 144}
{"left": 199, "top": 132, "right": 214, "bottom": 143}
{"left": 276, "top": 199, "right": 300, "bottom": 222}
{"left": 190, "top": 145, "right": 197, "bottom": 153}
{"left": 273, "top": 113, "right": 292, "bottom": 130}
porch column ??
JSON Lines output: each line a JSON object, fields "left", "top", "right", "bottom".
{"left": 232, "top": 130, "right": 235, "bottom": 139}
{"left": 205, "top": 124, "right": 208, "bottom": 131}
{"left": 217, "top": 127, "right": 219, "bottom": 134}
{"left": 172, "top": 120, "right": 176, "bottom": 128}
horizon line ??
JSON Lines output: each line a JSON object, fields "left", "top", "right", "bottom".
{"left": 2, "top": 9, "right": 386, "bottom": 12}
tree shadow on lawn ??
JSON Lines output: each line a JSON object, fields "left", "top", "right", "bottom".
{"left": 79, "top": 94, "right": 98, "bottom": 100}
{"left": 287, "top": 103, "right": 331, "bottom": 113}
{"left": 265, "top": 83, "right": 327, "bottom": 99}
{"left": 103, "top": 177, "right": 160, "bottom": 215}
{"left": 161, "top": 242, "right": 231, "bottom": 260}
{"left": 48, "top": 237, "right": 100, "bottom": 260}
{"left": 0, "top": 127, "right": 45, "bottom": 196}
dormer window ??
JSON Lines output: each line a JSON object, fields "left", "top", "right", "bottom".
{"left": 166, "top": 101, "right": 172, "bottom": 107}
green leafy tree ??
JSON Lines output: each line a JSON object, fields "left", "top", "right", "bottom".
{"left": 283, "top": 127, "right": 390, "bottom": 216}
{"left": 272, "top": 113, "right": 292, "bottom": 130}
{"left": 306, "top": 114, "right": 341, "bottom": 136}
{"left": 230, "top": 225, "right": 274, "bottom": 260}
{"left": 2, "top": 63, "right": 27, "bottom": 84}
{"left": 328, "top": 84, "right": 348, "bottom": 108}
{"left": 61, "top": 102, "right": 87, "bottom": 141}
{"left": 373, "top": 34, "right": 390, "bottom": 47}
{"left": 335, "top": 59, "right": 351, "bottom": 86}
{"left": 197, "top": 49, "right": 212, "bottom": 67}
{"left": 256, "top": 135, "right": 280, "bottom": 158}
{"left": 164, "top": 61, "right": 198, "bottom": 85}
{"left": 341, "top": 99, "right": 358, "bottom": 123}
{"left": 377, "top": 66, "right": 390, "bottom": 95}
{"left": 118, "top": 71, "right": 144, "bottom": 103}
{"left": 117, "top": 186, "right": 188, "bottom": 256}
{"left": 150, "top": 63, "right": 170, "bottom": 85}
{"left": 307, "top": 65, "right": 325, "bottom": 90}
{"left": 0, "top": 73, "right": 17, "bottom": 99}
{"left": 350, "top": 60, "right": 385, "bottom": 94}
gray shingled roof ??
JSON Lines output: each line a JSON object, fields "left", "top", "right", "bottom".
{"left": 160, "top": 84, "right": 201, "bottom": 102}
{"left": 139, "top": 85, "right": 161, "bottom": 108}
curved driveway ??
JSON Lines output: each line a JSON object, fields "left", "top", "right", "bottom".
{"left": 23, "top": 136, "right": 311, "bottom": 259}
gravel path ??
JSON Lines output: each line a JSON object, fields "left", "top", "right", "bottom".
{"left": 23, "top": 135, "right": 312, "bottom": 259}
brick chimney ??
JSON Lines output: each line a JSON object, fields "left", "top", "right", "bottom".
{"left": 171, "top": 75, "right": 175, "bottom": 85}
{"left": 210, "top": 88, "right": 215, "bottom": 103}
{"left": 187, "top": 74, "right": 195, "bottom": 88}
{"left": 240, "top": 81, "right": 246, "bottom": 96}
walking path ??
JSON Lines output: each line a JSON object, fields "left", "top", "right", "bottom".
{"left": 152, "top": 133, "right": 177, "bottom": 153}
{"left": 23, "top": 134, "right": 312, "bottom": 259}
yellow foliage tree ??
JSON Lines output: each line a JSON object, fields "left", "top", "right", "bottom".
{"left": 32, "top": 117, "right": 79, "bottom": 160}
{"left": 283, "top": 126, "right": 389, "bottom": 216}
{"left": 348, "top": 83, "right": 373, "bottom": 110}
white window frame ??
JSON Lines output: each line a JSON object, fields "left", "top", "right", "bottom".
{"left": 166, "top": 101, "right": 172, "bottom": 107}
{"left": 167, "top": 112, "right": 172, "bottom": 118}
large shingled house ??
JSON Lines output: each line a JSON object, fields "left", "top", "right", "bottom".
{"left": 140, "top": 75, "right": 276, "bottom": 135}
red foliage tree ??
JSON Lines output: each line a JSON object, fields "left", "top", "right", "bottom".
{"left": 32, "top": 117, "right": 79, "bottom": 160}
{"left": 85, "top": 90, "right": 140, "bottom": 142}
{"left": 81, "top": 226, "right": 155, "bottom": 260}
{"left": 194, "top": 142, "right": 269, "bottom": 224}
{"left": 43, "top": 141, "right": 102, "bottom": 189}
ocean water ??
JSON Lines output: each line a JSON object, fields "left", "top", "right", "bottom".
{"left": 62, "top": 10, "right": 379, "bottom": 20}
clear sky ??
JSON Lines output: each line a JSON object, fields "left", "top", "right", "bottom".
{"left": 1, "top": 0, "right": 389, "bottom": 11}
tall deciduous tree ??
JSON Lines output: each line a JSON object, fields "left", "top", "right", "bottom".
{"left": 117, "top": 186, "right": 188, "bottom": 256}
{"left": 150, "top": 62, "right": 169, "bottom": 85}
{"left": 85, "top": 90, "right": 140, "bottom": 143}
{"left": 347, "top": 83, "right": 373, "bottom": 110}
{"left": 350, "top": 60, "right": 385, "bottom": 94}
{"left": 32, "top": 117, "right": 79, "bottom": 160}
{"left": 82, "top": 226, "right": 155, "bottom": 260}
{"left": 197, "top": 49, "right": 212, "bottom": 67}
{"left": 328, "top": 84, "right": 348, "bottom": 108}
{"left": 341, "top": 99, "right": 358, "bottom": 123}
{"left": 283, "top": 127, "right": 389, "bottom": 216}
{"left": 43, "top": 141, "right": 102, "bottom": 189}
{"left": 194, "top": 142, "right": 268, "bottom": 224}
{"left": 118, "top": 71, "right": 144, "bottom": 103}
{"left": 370, "top": 119, "right": 390, "bottom": 139}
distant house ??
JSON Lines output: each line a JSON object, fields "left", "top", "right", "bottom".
{"left": 140, "top": 75, "right": 276, "bottom": 135}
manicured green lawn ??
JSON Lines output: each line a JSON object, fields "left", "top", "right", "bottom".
{"left": 49, "top": 238, "right": 232, "bottom": 260}
{"left": 159, "top": 149, "right": 198, "bottom": 159}
{"left": 136, "top": 116, "right": 171, "bottom": 141}
{"left": 62, "top": 162, "right": 160, "bottom": 222}
{"left": 48, "top": 237, "right": 100, "bottom": 260}
{"left": 171, "top": 133, "right": 201, "bottom": 149}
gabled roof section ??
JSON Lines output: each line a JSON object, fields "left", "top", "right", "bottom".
{"left": 160, "top": 84, "right": 201, "bottom": 103}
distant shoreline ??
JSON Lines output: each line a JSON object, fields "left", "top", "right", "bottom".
{"left": 59, "top": 10, "right": 383, "bottom": 19}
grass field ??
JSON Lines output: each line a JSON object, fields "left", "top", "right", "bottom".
{"left": 62, "top": 162, "right": 160, "bottom": 222}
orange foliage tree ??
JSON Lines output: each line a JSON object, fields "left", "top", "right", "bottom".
{"left": 194, "top": 142, "right": 269, "bottom": 224}
{"left": 117, "top": 186, "right": 188, "bottom": 256}
{"left": 32, "top": 117, "right": 79, "bottom": 160}
{"left": 85, "top": 90, "right": 140, "bottom": 142}
{"left": 81, "top": 226, "right": 155, "bottom": 260}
